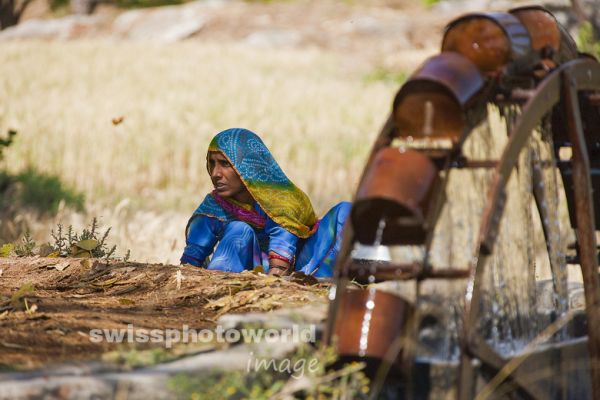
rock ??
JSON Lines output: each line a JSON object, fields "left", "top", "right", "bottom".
{"left": 0, "top": 16, "right": 100, "bottom": 41}
{"left": 432, "top": 0, "right": 492, "bottom": 14}
{"left": 218, "top": 303, "right": 327, "bottom": 330}
{"left": 243, "top": 29, "right": 303, "bottom": 47}
{"left": 113, "top": 1, "right": 214, "bottom": 42}
{"left": 343, "top": 15, "right": 383, "bottom": 35}
{"left": 432, "top": 0, "right": 562, "bottom": 14}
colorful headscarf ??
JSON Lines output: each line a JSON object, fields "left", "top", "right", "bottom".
{"left": 194, "top": 128, "right": 317, "bottom": 238}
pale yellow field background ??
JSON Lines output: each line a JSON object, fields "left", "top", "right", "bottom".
{"left": 1, "top": 40, "right": 411, "bottom": 263}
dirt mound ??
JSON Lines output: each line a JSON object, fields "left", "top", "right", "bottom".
{"left": 0, "top": 257, "right": 328, "bottom": 369}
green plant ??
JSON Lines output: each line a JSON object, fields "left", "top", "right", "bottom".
{"left": 16, "top": 168, "right": 84, "bottom": 215}
{"left": 14, "top": 231, "right": 36, "bottom": 256}
{"left": 363, "top": 67, "right": 407, "bottom": 86}
{"left": 0, "top": 130, "right": 84, "bottom": 219}
{"left": 421, "top": 0, "right": 440, "bottom": 7}
{"left": 48, "top": 0, "right": 69, "bottom": 10}
{"left": 50, "top": 217, "right": 123, "bottom": 261}
{"left": 0, "top": 129, "right": 16, "bottom": 162}
{"left": 10, "top": 282, "right": 35, "bottom": 310}
{"left": 168, "top": 344, "right": 370, "bottom": 399}
{"left": 102, "top": 347, "right": 174, "bottom": 368}
{"left": 577, "top": 21, "right": 600, "bottom": 60}
{"left": 0, "top": 243, "right": 13, "bottom": 256}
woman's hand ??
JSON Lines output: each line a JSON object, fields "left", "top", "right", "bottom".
{"left": 268, "top": 252, "right": 291, "bottom": 276}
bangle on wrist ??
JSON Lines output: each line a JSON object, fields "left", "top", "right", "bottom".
{"left": 268, "top": 252, "right": 291, "bottom": 263}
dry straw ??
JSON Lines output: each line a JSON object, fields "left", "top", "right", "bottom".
{"left": 1, "top": 40, "right": 400, "bottom": 263}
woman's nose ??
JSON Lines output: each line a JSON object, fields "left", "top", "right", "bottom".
{"left": 211, "top": 165, "right": 223, "bottom": 179}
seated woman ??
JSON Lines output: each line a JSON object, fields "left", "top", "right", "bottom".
{"left": 180, "top": 128, "right": 351, "bottom": 278}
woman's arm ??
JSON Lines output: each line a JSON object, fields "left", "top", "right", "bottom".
{"left": 180, "top": 215, "right": 222, "bottom": 267}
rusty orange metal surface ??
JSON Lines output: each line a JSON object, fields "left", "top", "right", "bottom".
{"left": 333, "top": 288, "right": 413, "bottom": 365}
{"left": 510, "top": 5, "right": 578, "bottom": 69}
{"left": 352, "top": 148, "right": 439, "bottom": 245}
{"left": 442, "top": 12, "right": 531, "bottom": 74}
{"left": 393, "top": 52, "right": 484, "bottom": 141}
{"left": 510, "top": 6, "right": 560, "bottom": 53}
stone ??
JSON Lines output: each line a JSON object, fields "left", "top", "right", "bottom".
{"left": 0, "top": 16, "right": 99, "bottom": 41}
{"left": 243, "top": 30, "right": 303, "bottom": 47}
{"left": 112, "top": 1, "right": 212, "bottom": 42}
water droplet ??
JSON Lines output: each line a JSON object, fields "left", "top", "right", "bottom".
{"left": 328, "top": 285, "right": 337, "bottom": 300}
{"left": 373, "top": 218, "right": 386, "bottom": 247}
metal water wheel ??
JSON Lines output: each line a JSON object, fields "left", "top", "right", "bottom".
{"left": 325, "top": 6, "right": 600, "bottom": 399}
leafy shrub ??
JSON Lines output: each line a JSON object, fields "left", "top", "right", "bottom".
{"left": 577, "top": 21, "right": 600, "bottom": 60}
{"left": 0, "top": 129, "right": 16, "bottom": 161}
{"left": 14, "top": 231, "right": 36, "bottom": 256}
{"left": 49, "top": 0, "right": 69, "bottom": 11}
{"left": 0, "top": 129, "right": 84, "bottom": 217}
{"left": 15, "top": 168, "right": 84, "bottom": 215}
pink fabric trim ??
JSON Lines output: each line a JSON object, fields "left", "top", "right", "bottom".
{"left": 212, "top": 191, "right": 266, "bottom": 229}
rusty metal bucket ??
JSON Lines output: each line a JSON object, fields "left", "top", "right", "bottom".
{"left": 393, "top": 52, "right": 485, "bottom": 142}
{"left": 510, "top": 5, "right": 578, "bottom": 68}
{"left": 352, "top": 148, "right": 439, "bottom": 245}
{"left": 442, "top": 12, "right": 532, "bottom": 75}
{"left": 332, "top": 287, "right": 414, "bottom": 370}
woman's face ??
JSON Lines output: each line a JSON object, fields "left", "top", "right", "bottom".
{"left": 208, "top": 152, "right": 249, "bottom": 201}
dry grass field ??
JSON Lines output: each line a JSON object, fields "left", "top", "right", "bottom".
{"left": 0, "top": 40, "right": 413, "bottom": 263}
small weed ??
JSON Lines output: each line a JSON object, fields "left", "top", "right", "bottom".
{"left": 49, "top": 217, "right": 127, "bottom": 261}
{"left": 0, "top": 243, "right": 14, "bottom": 257}
{"left": 14, "top": 231, "right": 36, "bottom": 257}
{"left": 10, "top": 282, "right": 35, "bottom": 310}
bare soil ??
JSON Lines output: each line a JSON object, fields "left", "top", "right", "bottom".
{"left": 0, "top": 257, "right": 328, "bottom": 370}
